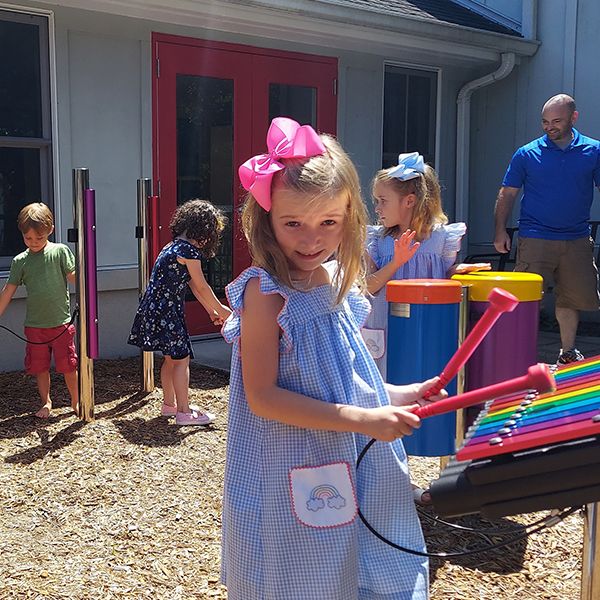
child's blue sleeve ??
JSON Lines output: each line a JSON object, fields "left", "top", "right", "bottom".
{"left": 223, "top": 267, "right": 292, "bottom": 352}
{"left": 177, "top": 242, "right": 202, "bottom": 261}
{"left": 366, "top": 225, "right": 381, "bottom": 265}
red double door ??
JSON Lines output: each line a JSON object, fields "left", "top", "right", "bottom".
{"left": 153, "top": 33, "right": 337, "bottom": 334}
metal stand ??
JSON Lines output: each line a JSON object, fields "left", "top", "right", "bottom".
{"left": 582, "top": 502, "right": 600, "bottom": 600}
{"left": 136, "top": 178, "right": 154, "bottom": 392}
{"left": 454, "top": 285, "right": 469, "bottom": 448}
{"left": 72, "top": 168, "right": 97, "bottom": 421}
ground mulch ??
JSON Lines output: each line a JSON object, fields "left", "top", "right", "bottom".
{"left": 0, "top": 358, "right": 584, "bottom": 599}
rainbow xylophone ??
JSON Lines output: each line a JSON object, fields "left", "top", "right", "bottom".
{"left": 429, "top": 355, "right": 600, "bottom": 519}
{"left": 456, "top": 355, "right": 600, "bottom": 461}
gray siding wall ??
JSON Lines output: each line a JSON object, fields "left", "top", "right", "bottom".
{"left": 2, "top": 2, "right": 483, "bottom": 371}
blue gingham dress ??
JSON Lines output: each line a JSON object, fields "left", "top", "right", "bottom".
{"left": 221, "top": 266, "right": 428, "bottom": 600}
{"left": 128, "top": 239, "right": 200, "bottom": 360}
{"left": 363, "top": 223, "right": 466, "bottom": 378}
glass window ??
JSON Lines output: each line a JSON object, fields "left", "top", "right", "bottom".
{"left": 0, "top": 10, "right": 52, "bottom": 269}
{"left": 176, "top": 74, "right": 234, "bottom": 295}
{"left": 269, "top": 84, "right": 317, "bottom": 126}
{"left": 382, "top": 65, "right": 437, "bottom": 168}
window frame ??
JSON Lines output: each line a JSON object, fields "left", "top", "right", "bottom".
{"left": 381, "top": 62, "right": 440, "bottom": 170}
{"left": 0, "top": 6, "right": 56, "bottom": 271}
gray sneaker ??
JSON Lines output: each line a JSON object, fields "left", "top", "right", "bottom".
{"left": 557, "top": 348, "right": 585, "bottom": 365}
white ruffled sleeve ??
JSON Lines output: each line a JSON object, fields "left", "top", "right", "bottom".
{"left": 441, "top": 222, "right": 467, "bottom": 274}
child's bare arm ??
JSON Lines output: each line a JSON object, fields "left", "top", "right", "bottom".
{"left": 0, "top": 283, "right": 18, "bottom": 318}
{"left": 241, "top": 278, "right": 421, "bottom": 441}
{"left": 183, "top": 258, "right": 231, "bottom": 323}
{"left": 66, "top": 271, "right": 76, "bottom": 285}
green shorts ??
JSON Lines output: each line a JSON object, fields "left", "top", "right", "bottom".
{"left": 515, "top": 236, "right": 600, "bottom": 311}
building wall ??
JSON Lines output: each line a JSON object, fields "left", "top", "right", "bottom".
{"left": 0, "top": 1, "right": 536, "bottom": 371}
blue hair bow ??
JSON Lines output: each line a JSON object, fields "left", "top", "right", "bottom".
{"left": 387, "top": 152, "right": 425, "bottom": 181}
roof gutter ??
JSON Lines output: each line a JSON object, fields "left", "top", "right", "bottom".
{"left": 455, "top": 52, "right": 516, "bottom": 235}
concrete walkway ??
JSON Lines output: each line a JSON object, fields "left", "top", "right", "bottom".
{"left": 192, "top": 330, "right": 600, "bottom": 375}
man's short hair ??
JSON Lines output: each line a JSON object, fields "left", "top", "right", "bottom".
{"left": 544, "top": 94, "right": 577, "bottom": 116}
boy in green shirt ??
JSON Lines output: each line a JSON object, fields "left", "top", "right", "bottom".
{"left": 0, "top": 203, "right": 78, "bottom": 418}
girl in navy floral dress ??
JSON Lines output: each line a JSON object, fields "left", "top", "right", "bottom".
{"left": 128, "top": 199, "right": 231, "bottom": 425}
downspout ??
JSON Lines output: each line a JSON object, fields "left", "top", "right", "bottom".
{"left": 455, "top": 52, "right": 516, "bottom": 230}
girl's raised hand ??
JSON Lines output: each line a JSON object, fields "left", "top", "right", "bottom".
{"left": 392, "top": 229, "right": 420, "bottom": 269}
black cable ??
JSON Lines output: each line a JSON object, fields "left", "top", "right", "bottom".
{"left": 415, "top": 504, "right": 557, "bottom": 535}
{"left": 358, "top": 503, "right": 578, "bottom": 559}
{"left": 356, "top": 436, "right": 580, "bottom": 558}
{"left": 0, "top": 306, "right": 79, "bottom": 344}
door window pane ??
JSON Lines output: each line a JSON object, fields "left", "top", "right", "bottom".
{"left": 269, "top": 84, "right": 316, "bottom": 126}
{"left": 0, "top": 148, "right": 42, "bottom": 258}
{"left": 176, "top": 74, "right": 233, "bottom": 295}
{"left": 0, "top": 19, "right": 43, "bottom": 138}
{"left": 383, "top": 66, "right": 437, "bottom": 168}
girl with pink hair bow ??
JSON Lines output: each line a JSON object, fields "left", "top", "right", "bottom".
{"left": 221, "top": 117, "right": 446, "bottom": 599}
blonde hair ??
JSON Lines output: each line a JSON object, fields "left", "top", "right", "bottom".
{"left": 241, "top": 134, "right": 367, "bottom": 303}
{"left": 372, "top": 163, "right": 448, "bottom": 241}
{"left": 17, "top": 202, "right": 54, "bottom": 234}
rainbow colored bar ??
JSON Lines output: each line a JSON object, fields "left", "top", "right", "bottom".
{"left": 456, "top": 355, "right": 600, "bottom": 461}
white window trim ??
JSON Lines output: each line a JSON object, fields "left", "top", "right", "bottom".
{"left": 0, "top": 3, "right": 61, "bottom": 241}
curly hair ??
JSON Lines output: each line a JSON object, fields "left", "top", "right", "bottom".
{"left": 169, "top": 199, "right": 227, "bottom": 258}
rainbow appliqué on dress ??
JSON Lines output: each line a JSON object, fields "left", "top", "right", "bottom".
{"left": 289, "top": 462, "right": 358, "bottom": 528}
{"left": 306, "top": 484, "right": 347, "bottom": 511}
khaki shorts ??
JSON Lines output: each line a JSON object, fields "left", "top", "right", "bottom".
{"left": 515, "top": 236, "right": 600, "bottom": 311}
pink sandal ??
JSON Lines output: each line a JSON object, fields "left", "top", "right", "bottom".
{"left": 175, "top": 410, "right": 215, "bottom": 426}
{"left": 161, "top": 403, "right": 199, "bottom": 417}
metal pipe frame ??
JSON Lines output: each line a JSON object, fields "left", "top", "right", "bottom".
{"left": 582, "top": 502, "right": 600, "bottom": 600}
{"left": 454, "top": 285, "right": 469, "bottom": 448}
{"left": 137, "top": 178, "right": 154, "bottom": 392}
{"left": 72, "top": 168, "right": 95, "bottom": 421}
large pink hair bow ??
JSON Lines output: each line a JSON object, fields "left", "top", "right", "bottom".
{"left": 238, "top": 117, "right": 326, "bottom": 211}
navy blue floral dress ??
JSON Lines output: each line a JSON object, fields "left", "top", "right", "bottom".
{"left": 128, "top": 239, "right": 201, "bottom": 359}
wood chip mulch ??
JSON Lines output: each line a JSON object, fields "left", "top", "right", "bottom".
{"left": 0, "top": 358, "right": 584, "bottom": 599}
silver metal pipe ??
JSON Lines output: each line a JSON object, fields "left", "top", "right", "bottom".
{"left": 454, "top": 285, "right": 469, "bottom": 448}
{"left": 137, "top": 178, "right": 154, "bottom": 392}
{"left": 72, "top": 168, "right": 94, "bottom": 421}
{"left": 581, "top": 502, "right": 600, "bottom": 600}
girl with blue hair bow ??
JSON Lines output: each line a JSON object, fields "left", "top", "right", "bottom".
{"left": 363, "top": 153, "right": 490, "bottom": 373}
{"left": 361, "top": 153, "right": 489, "bottom": 502}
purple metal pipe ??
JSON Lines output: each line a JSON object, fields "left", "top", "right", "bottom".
{"left": 84, "top": 189, "right": 99, "bottom": 359}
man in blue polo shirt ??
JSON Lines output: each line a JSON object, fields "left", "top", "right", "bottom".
{"left": 494, "top": 94, "right": 600, "bottom": 364}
